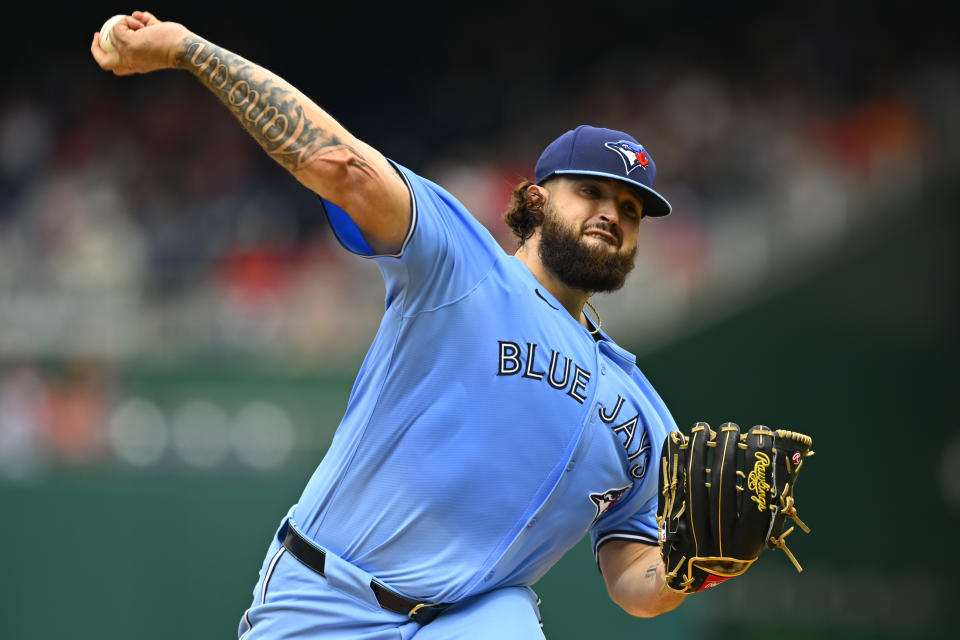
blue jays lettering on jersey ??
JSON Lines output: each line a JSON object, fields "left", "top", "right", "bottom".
{"left": 289, "top": 162, "right": 677, "bottom": 605}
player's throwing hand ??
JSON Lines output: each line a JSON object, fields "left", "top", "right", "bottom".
{"left": 90, "top": 11, "right": 186, "bottom": 76}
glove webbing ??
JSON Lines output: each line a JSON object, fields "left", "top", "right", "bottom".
{"left": 767, "top": 434, "right": 815, "bottom": 573}
{"left": 771, "top": 490, "right": 809, "bottom": 573}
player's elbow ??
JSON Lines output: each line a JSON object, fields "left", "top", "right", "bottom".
{"left": 626, "top": 597, "right": 684, "bottom": 619}
{"left": 615, "top": 596, "right": 683, "bottom": 619}
{"left": 607, "top": 583, "right": 686, "bottom": 619}
{"left": 299, "top": 146, "right": 410, "bottom": 253}
{"left": 299, "top": 145, "right": 379, "bottom": 204}
{"left": 609, "top": 589, "right": 652, "bottom": 618}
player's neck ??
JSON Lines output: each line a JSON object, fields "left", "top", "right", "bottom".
{"left": 514, "top": 244, "right": 592, "bottom": 328}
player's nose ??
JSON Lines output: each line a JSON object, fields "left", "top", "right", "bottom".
{"left": 596, "top": 199, "right": 621, "bottom": 228}
{"left": 596, "top": 195, "right": 620, "bottom": 221}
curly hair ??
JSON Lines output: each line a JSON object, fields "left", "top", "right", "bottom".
{"left": 501, "top": 180, "right": 546, "bottom": 245}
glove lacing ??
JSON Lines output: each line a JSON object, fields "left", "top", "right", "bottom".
{"left": 769, "top": 486, "right": 810, "bottom": 573}
{"left": 660, "top": 555, "right": 692, "bottom": 595}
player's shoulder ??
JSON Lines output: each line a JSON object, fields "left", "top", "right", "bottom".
{"left": 393, "top": 160, "right": 506, "bottom": 255}
{"left": 390, "top": 162, "right": 458, "bottom": 209}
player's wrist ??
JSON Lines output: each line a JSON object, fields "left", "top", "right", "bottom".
{"left": 165, "top": 24, "right": 196, "bottom": 71}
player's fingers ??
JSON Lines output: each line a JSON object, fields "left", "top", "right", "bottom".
{"left": 113, "top": 16, "right": 145, "bottom": 42}
{"left": 125, "top": 16, "right": 147, "bottom": 30}
{"left": 132, "top": 11, "right": 162, "bottom": 26}
{"left": 90, "top": 32, "right": 114, "bottom": 68}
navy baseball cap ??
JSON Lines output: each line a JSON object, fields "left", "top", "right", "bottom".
{"left": 535, "top": 125, "right": 672, "bottom": 217}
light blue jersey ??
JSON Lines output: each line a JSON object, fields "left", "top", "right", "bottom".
{"left": 296, "top": 162, "right": 676, "bottom": 598}
{"left": 240, "top": 161, "right": 677, "bottom": 638}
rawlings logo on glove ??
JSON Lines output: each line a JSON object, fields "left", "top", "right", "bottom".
{"left": 656, "top": 422, "right": 814, "bottom": 594}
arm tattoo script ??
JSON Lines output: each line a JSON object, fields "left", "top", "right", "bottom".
{"left": 645, "top": 564, "right": 658, "bottom": 580}
{"left": 175, "top": 37, "right": 366, "bottom": 173}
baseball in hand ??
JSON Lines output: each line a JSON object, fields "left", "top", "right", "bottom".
{"left": 98, "top": 15, "right": 126, "bottom": 53}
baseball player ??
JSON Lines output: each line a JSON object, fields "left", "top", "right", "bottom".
{"left": 92, "top": 12, "right": 687, "bottom": 638}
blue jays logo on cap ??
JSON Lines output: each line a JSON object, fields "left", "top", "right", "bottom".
{"left": 604, "top": 140, "right": 651, "bottom": 174}
{"left": 534, "top": 125, "right": 673, "bottom": 217}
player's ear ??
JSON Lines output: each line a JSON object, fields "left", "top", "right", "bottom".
{"left": 524, "top": 183, "right": 548, "bottom": 214}
{"left": 526, "top": 183, "right": 547, "bottom": 196}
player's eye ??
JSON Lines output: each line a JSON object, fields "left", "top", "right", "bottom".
{"left": 580, "top": 186, "right": 599, "bottom": 197}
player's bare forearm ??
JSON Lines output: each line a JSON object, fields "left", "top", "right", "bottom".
{"left": 171, "top": 35, "right": 412, "bottom": 252}
{"left": 90, "top": 12, "right": 411, "bottom": 253}
{"left": 173, "top": 36, "right": 363, "bottom": 175}
{"left": 171, "top": 37, "right": 410, "bottom": 251}
{"left": 598, "top": 541, "right": 687, "bottom": 618}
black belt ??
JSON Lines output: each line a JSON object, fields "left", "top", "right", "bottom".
{"left": 281, "top": 522, "right": 452, "bottom": 625}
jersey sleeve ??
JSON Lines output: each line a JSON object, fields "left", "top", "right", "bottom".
{"left": 590, "top": 367, "right": 674, "bottom": 558}
{"left": 589, "top": 493, "right": 660, "bottom": 558}
{"left": 320, "top": 161, "right": 504, "bottom": 315}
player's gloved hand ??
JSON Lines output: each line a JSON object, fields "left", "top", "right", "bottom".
{"left": 655, "top": 422, "right": 813, "bottom": 594}
{"left": 91, "top": 11, "right": 190, "bottom": 76}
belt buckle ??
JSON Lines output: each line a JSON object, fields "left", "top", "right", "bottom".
{"left": 407, "top": 602, "right": 437, "bottom": 623}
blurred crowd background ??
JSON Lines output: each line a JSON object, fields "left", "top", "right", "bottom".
{"left": 1, "top": 3, "right": 957, "bottom": 639}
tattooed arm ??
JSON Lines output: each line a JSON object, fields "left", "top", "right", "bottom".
{"left": 598, "top": 540, "right": 687, "bottom": 617}
{"left": 90, "top": 11, "right": 410, "bottom": 254}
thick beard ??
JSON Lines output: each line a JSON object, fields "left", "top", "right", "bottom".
{"left": 537, "top": 206, "right": 637, "bottom": 293}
